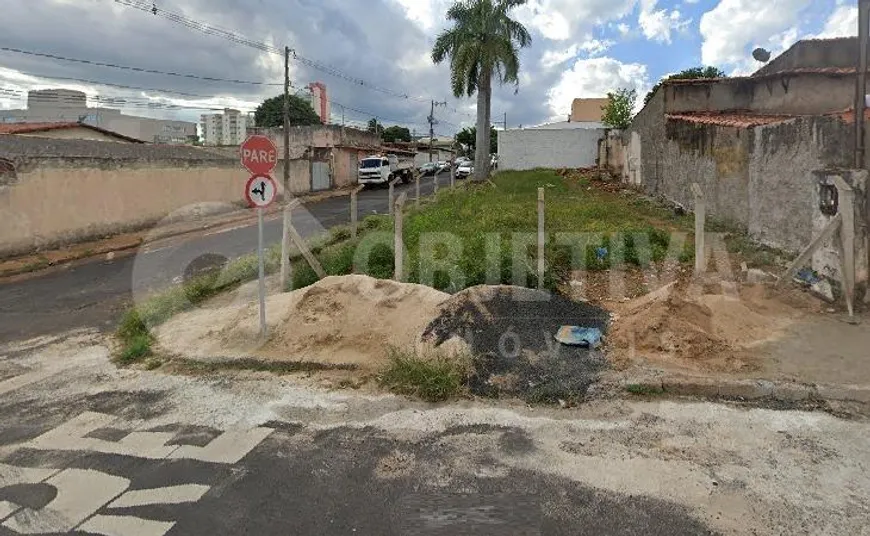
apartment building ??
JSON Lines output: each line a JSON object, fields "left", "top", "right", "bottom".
{"left": 200, "top": 108, "right": 249, "bottom": 146}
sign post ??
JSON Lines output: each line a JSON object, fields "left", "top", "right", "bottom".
{"left": 244, "top": 174, "right": 277, "bottom": 340}
{"left": 240, "top": 135, "right": 279, "bottom": 341}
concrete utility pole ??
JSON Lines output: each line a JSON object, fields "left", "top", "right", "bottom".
{"left": 856, "top": 0, "right": 870, "bottom": 169}
{"left": 280, "top": 45, "right": 292, "bottom": 288}
{"left": 428, "top": 100, "right": 446, "bottom": 162}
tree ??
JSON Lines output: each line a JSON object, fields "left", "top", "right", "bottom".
{"left": 645, "top": 66, "right": 725, "bottom": 105}
{"left": 456, "top": 126, "right": 498, "bottom": 156}
{"left": 254, "top": 94, "right": 321, "bottom": 128}
{"left": 432, "top": 0, "right": 531, "bottom": 180}
{"left": 601, "top": 88, "right": 636, "bottom": 130}
{"left": 367, "top": 118, "right": 384, "bottom": 135}
{"left": 382, "top": 125, "right": 411, "bottom": 143}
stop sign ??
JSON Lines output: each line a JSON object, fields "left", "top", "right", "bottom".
{"left": 240, "top": 134, "right": 278, "bottom": 175}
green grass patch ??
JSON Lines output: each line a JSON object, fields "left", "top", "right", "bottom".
{"left": 378, "top": 347, "right": 470, "bottom": 402}
{"left": 625, "top": 383, "right": 665, "bottom": 396}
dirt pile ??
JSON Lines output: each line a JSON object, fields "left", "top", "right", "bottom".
{"left": 156, "top": 275, "right": 454, "bottom": 369}
{"left": 608, "top": 282, "right": 801, "bottom": 372}
{"left": 422, "top": 285, "right": 610, "bottom": 402}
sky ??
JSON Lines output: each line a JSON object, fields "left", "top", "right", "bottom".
{"left": 0, "top": 0, "right": 860, "bottom": 135}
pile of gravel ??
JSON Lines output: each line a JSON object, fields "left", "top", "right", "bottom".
{"left": 421, "top": 285, "right": 609, "bottom": 403}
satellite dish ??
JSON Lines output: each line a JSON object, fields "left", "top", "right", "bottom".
{"left": 752, "top": 47, "right": 771, "bottom": 62}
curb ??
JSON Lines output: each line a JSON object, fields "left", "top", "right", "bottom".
{"left": 620, "top": 375, "right": 870, "bottom": 405}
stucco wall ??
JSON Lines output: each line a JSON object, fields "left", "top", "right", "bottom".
{"left": 646, "top": 115, "right": 854, "bottom": 252}
{"left": 0, "top": 154, "right": 312, "bottom": 257}
{"left": 623, "top": 88, "right": 667, "bottom": 192}
{"left": 498, "top": 127, "right": 604, "bottom": 170}
{"left": 18, "top": 128, "right": 133, "bottom": 143}
{"left": 665, "top": 73, "right": 856, "bottom": 116}
{"left": 597, "top": 130, "right": 625, "bottom": 176}
{"left": 753, "top": 38, "right": 856, "bottom": 76}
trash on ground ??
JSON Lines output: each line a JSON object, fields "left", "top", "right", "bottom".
{"left": 555, "top": 326, "right": 602, "bottom": 348}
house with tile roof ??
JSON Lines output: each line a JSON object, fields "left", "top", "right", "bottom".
{"left": 0, "top": 122, "right": 144, "bottom": 144}
{"left": 617, "top": 36, "right": 867, "bottom": 258}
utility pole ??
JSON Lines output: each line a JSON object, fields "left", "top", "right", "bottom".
{"left": 856, "top": 0, "right": 869, "bottom": 169}
{"left": 280, "top": 45, "right": 292, "bottom": 288}
{"left": 428, "top": 100, "right": 446, "bottom": 162}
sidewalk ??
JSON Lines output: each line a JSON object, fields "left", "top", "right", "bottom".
{"left": 0, "top": 188, "right": 352, "bottom": 280}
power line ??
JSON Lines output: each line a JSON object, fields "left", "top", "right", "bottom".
{"left": 0, "top": 46, "right": 285, "bottom": 87}
{"left": 114, "top": 0, "right": 433, "bottom": 102}
{"left": 2, "top": 70, "right": 213, "bottom": 98}
{"left": 0, "top": 87, "right": 252, "bottom": 112}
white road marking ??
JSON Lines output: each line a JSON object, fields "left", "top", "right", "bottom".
{"left": 28, "top": 412, "right": 178, "bottom": 459}
{"left": 3, "top": 469, "right": 129, "bottom": 534}
{"left": 108, "top": 484, "right": 210, "bottom": 508}
{"left": 0, "top": 464, "right": 57, "bottom": 487}
{"left": 168, "top": 427, "right": 273, "bottom": 464}
{"left": 79, "top": 514, "right": 175, "bottom": 536}
{"left": 0, "top": 501, "right": 18, "bottom": 521}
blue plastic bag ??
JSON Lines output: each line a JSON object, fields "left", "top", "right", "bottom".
{"left": 554, "top": 326, "right": 602, "bottom": 348}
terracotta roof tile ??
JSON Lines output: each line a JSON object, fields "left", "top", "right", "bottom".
{"left": 829, "top": 107, "right": 870, "bottom": 124}
{"left": 0, "top": 121, "right": 144, "bottom": 143}
{"left": 665, "top": 112, "right": 797, "bottom": 128}
{"left": 665, "top": 67, "right": 859, "bottom": 86}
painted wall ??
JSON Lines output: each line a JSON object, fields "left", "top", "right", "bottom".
{"left": 0, "top": 148, "right": 313, "bottom": 257}
{"left": 498, "top": 127, "right": 605, "bottom": 171}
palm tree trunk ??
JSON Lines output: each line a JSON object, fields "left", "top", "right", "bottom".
{"left": 482, "top": 75, "right": 492, "bottom": 178}
{"left": 473, "top": 71, "right": 490, "bottom": 181}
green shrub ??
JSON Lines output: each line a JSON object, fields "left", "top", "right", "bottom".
{"left": 379, "top": 348, "right": 469, "bottom": 402}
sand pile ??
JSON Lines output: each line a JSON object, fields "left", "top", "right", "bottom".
{"left": 156, "top": 274, "right": 455, "bottom": 368}
{"left": 608, "top": 283, "right": 799, "bottom": 371}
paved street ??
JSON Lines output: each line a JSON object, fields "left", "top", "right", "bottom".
{"left": 0, "top": 173, "right": 452, "bottom": 342}
{"left": 1, "top": 331, "right": 869, "bottom": 535}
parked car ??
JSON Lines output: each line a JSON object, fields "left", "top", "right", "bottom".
{"left": 490, "top": 154, "right": 498, "bottom": 170}
{"left": 456, "top": 160, "right": 474, "bottom": 179}
{"left": 454, "top": 157, "right": 471, "bottom": 168}
{"left": 418, "top": 162, "right": 438, "bottom": 176}
{"left": 437, "top": 161, "right": 451, "bottom": 173}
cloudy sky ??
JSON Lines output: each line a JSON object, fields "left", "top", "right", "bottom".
{"left": 0, "top": 0, "right": 859, "bottom": 133}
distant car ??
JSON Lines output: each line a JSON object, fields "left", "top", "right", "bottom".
{"left": 455, "top": 157, "right": 471, "bottom": 168}
{"left": 418, "top": 162, "right": 438, "bottom": 176}
{"left": 456, "top": 161, "right": 473, "bottom": 179}
{"left": 490, "top": 154, "right": 498, "bottom": 169}
{"left": 436, "top": 161, "right": 451, "bottom": 173}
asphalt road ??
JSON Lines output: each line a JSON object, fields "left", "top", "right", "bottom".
{"left": 0, "top": 334, "right": 730, "bottom": 535}
{"left": 0, "top": 173, "right": 452, "bottom": 342}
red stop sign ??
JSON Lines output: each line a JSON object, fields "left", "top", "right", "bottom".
{"left": 240, "top": 135, "right": 278, "bottom": 175}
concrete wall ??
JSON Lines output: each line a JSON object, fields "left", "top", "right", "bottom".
{"left": 597, "top": 129, "right": 625, "bottom": 176}
{"left": 646, "top": 115, "right": 855, "bottom": 252}
{"left": 623, "top": 89, "right": 667, "bottom": 192}
{"left": 0, "top": 137, "right": 312, "bottom": 257}
{"left": 665, "top": 72, "right": 856, "bottom": 116}
{"left": 570, "top": 98, "right": 608, "bottom": 122}
{"left": 753, "top": 37, "right": 857, "bottom": 76}
{"left": 498, "top": 127, "right": 604, "bottom": 170}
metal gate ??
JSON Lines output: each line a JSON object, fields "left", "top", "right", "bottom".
{"left": 311, "top": 161, "right": 331, "bottom": 191}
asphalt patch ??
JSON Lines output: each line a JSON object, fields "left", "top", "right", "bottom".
{"left": 422, "top": 286, "right": 610, "bottom": 403}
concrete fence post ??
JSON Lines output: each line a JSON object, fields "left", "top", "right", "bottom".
{"left": 450, "top": 163, "right": 455, "bottom": 188}
{"left": 415, "top": 172, "right": 421, "bottom": 209}
{"left": 692, "top": 183, "right": 706, "bottom": 276}
{"left": 433, "top": 170, "right": 439, "bottom": 196}
{"left": 388, "top": 175, "right": 402, "bottom": 216}
{"left": 537, "top": 187, "right": 545, "bottom": 289}
{"left": 394, "top": 192, "right": 407, "bottom": 281}
{"left": 351, "top": 184, "right": 364, "bottom": 238}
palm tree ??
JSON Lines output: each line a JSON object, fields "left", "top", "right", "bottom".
{"left": 432, "top": 0, "right": 531, "bottom": 180}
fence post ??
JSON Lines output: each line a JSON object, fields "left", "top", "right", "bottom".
{"left": 433, "top": 170, "right": 439, "bottom": 195}
{"left": 450, "top": 163, "right": 455, "bottom": 188}
{"left": 394, "top": 192, "right": 407, "bottom": 281}
{"left": 351, "top": 184, "right": 364, "bottom": 238}
{"left": 537, "top": 187, "right": 545, "bottom": 289}
{"left": 415, "top": 172, "right": 421, "bottom": 209}
{"left": 692, "top": 183, "right": 706, "bottom": 276}
{"left": 388, "top": 175, "right": 402, "bottom": 216}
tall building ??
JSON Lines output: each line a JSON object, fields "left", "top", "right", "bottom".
{"left": 0, "top": 89, "right": 197, "bottom": 144}
{"left": 199, "top": 108, "right": 249, "bottom": 146}
{"left": 307, "top": 82, "right": 329, "bottom": 124}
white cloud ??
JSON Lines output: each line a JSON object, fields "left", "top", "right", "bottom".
{"left": 684, "top": 0, "right": 700, "bottom": 3}
{"left": 541, "top": 44, "right": 581, "bottom": 68}
{"left": 581, "top": 38, "right": 616, "bottom": 56}
{"left": 515, "top": 0, "right": 637, "bottom": 42}
{"left": 616, "top": 22, "right": 631, "bottom": 35}
{"left": 638, "top": 0, "right": 692, "bottom": 44}
{"left": 391, "top": 0, "right": 452, "bottom": 32}
{"left": 699, "top": 0, "right": 811, "bottom": 67}
{"left": 813, "top": 4, "right": 857, "bottom": 38}
{"left": 547, "top": 57, "right": 650, "bottom": 119}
